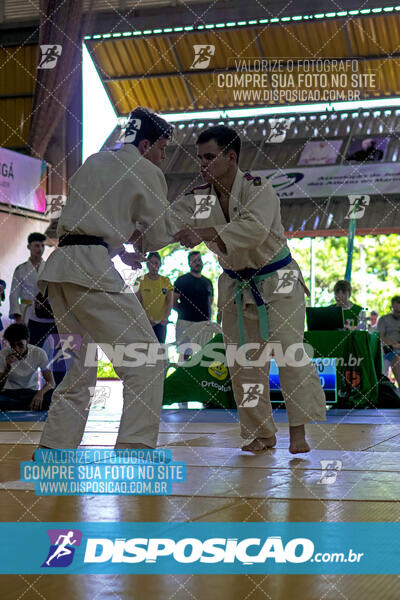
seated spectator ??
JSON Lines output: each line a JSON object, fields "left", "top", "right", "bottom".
{"left": 136, "top": 252, "right": 173, "bottom": 343}
{"left": 0, "top": 323, "right": 55, "bottom": 411}
{"left": 331, "top": 280, "right": 362, "bottom": 328}
{"left": 369, "top": 310, "right": 379, "bottom": 331}
{"left": 377, "top": 296, "right": 400, "bottom": 389}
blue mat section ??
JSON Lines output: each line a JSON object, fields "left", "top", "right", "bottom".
{"left": 1, "top": 408, "right": 400, "bottom": 425}
{"left": 161, "top": 408, "right": 400, "bottom": 424}
{"left": 0, "top": 411, "right": 48, "bottom": 422}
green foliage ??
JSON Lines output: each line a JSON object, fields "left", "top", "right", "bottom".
{"left": 97, "top": 360, "right": 118, "bottom": 379}
{"left": 98, "top": 235, "right": 400, "bottom": 380}
{"left": 289, "top": 234, "right": 400, "bottom": 315}
{"left": 156, "top": 234, "right": 400, "bottom": 317}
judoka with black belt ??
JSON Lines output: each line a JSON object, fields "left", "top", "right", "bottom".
{"left": 36, "top": 107, "right": 174, "bottom": 451}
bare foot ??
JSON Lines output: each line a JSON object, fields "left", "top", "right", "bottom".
{"left": 114, "top": 442, "right": 154, "bottom": 449}
{"left": 241, "top": 435, "right": 277, "bottom": 454}
{"left": 289, "top": 425, "right": 310, "bottom": 454}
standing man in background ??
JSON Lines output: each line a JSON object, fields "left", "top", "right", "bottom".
{"left": 9, "top": 232, "right": 56, "bottom": 346}
{"left": 136, "top": 252, "right": 173, "bottom": 343}
{"left": 9, "top": 232, "right": 65, "bottom": 386}
{"left": 174, "top": 251, "right": 214, "bottom": 360}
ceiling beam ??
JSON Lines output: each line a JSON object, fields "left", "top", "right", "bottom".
{"left": 0, "top": 0, "right": 393, "bottom": 46}
{"left": 101, "top": 53, "right": 400, "bottom": 82}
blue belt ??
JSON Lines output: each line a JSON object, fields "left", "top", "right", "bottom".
{"left": 223, "top": 248, "right": 292, "bottom": 345}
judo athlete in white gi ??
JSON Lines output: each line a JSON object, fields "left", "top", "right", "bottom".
{"left": 36, "top": 108, "right": 174, "bottom": 450}
{"left": 171, "top": 126, "right": 326, "bottom": 454}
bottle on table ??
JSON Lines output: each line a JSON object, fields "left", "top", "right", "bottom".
{"left": 357, "top": 309, "right": 368, "bottom": 331}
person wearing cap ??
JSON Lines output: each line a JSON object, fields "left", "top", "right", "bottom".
{"left": 36, "top": 107, "right": 174, "bottom": 451}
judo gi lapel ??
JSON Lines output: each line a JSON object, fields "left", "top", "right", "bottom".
{"left": 209, "top": 168, "right": 243, "bottom": 226}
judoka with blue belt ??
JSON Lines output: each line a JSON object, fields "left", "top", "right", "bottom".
{"left": 171, "top": 125, "right": 326, "bottom": 454}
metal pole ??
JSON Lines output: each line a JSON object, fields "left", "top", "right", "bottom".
{"left": 310, "top": 237, "right": 315, "bottom": 307}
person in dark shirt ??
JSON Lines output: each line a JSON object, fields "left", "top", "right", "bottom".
{"left": 174, "top": 251, "right": 214, "bottom": 359}
{"left": 347, "top": 138, "right": 384, "bottom": 162}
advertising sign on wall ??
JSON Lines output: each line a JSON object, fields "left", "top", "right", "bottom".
{"left": 253, "top": 163, "right": 400, "bottom": 199}
{"left": 0, "top": 147, "right": 46, "bottom": 213}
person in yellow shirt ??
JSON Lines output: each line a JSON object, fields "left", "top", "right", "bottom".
{"left": 137, "top": 253, "right": 173, "bottom": 343}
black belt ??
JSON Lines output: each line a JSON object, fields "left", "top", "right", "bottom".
{"left": 58, "top": 234, "right": 108, "bottom": 249}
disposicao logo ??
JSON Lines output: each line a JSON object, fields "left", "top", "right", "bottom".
{"left": 83, "top": 536, "right": 314, "bottom": 564}
{"left": 41, "top": 529, "right": 82, "bottom": 567}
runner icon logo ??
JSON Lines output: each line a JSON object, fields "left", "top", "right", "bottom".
{"left": 345, "top": 195, "right": 370, "bottom": 219}
{"left": 192, "top": 195, "right": 216, "bottom": 219}
{"left": 38, "top": 45, "right": 62, "bottom": 69}
{"left": 318, "top": 460, "right": 342, "bottom": 484}
{"left": 45, "top": 195, "right": 66, "bottom": 219}
{"left": 87, "top": 386, "right": 111, "bottom": 411}
{"left": 241, "top": 383, "right": 264, "bottom": 407}
{"left": 122, "top": 270, "right": 143, "bottom": 294}
{"left": 274, "top": 269, "right": 299, "bottom": 294}
{"left": 41, "top": 529, "right": 82, "bottom": 567}
{"left": 267, "top": 118, "right": 291, "bottom": 143}
{"left": 190, "top": 45, "right": 215, "bottom": 69}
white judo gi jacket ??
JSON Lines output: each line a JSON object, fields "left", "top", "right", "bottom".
{"left": 38, "top": 144, "right": 171, "bottom": 293}
{"left": 167, "top": 168, "right": 309, "bottom": 315}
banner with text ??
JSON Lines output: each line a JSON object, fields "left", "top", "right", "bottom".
{"left": 0, "top": 522, "right": 398, "bottom": 574}
{"left": 253, "top": 163, "right": 400, "bottom": 199}
{"left": 0, "top": 147, "right": 46, "bottom": 213}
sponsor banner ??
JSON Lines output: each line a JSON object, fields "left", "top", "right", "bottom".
{"left": 253, "top": 163, "right": 400, "bottom": 199}
{"left": 269, "top": 358, "right": 336, "bottom": 393}
{"left": 0, "top": 522, "right": 398, "bottom": 574}
{"left": 0, "top": 147, "right": 46, "bottom": 212}
{"left": 298, "top": 139, "right": 343, "bottom": 166}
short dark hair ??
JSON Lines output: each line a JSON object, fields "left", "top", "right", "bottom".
{"left": 391, "top": 296, "right": 400, "bottom": 306}
{"left": 188, "top": 251, "right": 201, "bottom": 264}
{"left": 3, "top": 323, "right": 30, "bottom": 343}
{"left": 197, "top": 125, "right": 241, "bottom": 161}
{"left": 148, "top": 252, "right": 161, "bottom": 263}
{"left": 334, "top": 280, "right": 351, "bottom": 295}
{"left": 370, "top": 310, "right": 379, "bottom": 316}
{"left": 28, "top": 232, "right": 46, "bottom": 244}
{"left": 123, "top": 107, "right": 174, "bottom": 147}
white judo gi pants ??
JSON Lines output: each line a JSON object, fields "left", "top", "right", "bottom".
{"left": 40, "top": 282, "right": 164, "bottom": 448}
{"left": 221, "top": 277, "right": 326, "bottom": 441}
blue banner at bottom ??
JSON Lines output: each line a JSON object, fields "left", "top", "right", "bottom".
{"left": 0, "top": 522, "right": 398, "bottom": 574}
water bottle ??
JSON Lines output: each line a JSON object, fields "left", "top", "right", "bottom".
{"left": 358, "top": 309, "right": 367, "bottom": 331}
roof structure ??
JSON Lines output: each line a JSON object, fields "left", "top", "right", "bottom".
{"left": 3, "top": 2, "right": 400, "bottom": 151}
{"left": 103, "top": 107, "right": 400, "bottom": 237}
{"left": 85, "top": 5, "right": 400, "bottom": 115}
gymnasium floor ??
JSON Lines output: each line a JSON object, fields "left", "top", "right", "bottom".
{"left": 1, "top": 381, "right": 399, "bottom": 600}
